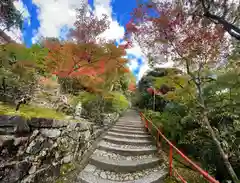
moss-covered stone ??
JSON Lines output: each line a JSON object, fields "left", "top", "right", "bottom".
{"left": 0, "top": 102, "right": 66, "bottom": 120}
{"left": 60, "top": 163, "right": 75, "bottom": 176}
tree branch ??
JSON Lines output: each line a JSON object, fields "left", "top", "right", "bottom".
{"left": 199, "top": 0, "right": 240, "bottom": 40}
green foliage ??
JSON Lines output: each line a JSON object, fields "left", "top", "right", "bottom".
{"left": 144, "top": 104, "right": 185, "bottom": 142}
{"left": 0, "top": 43, "right": 49, "bottom": 104}
{"left": 137, "top": 43, "right": 240, "bottom": 180}
{"left": 104, "top": 92, "right": 129, "bottom": 113}
{"left": 70, "top": 92, "right": 104, "bottom": 123}
{"left": 0, "top": 43, "right": 49, "bottom": 75}
{"left": 71, "top": 91, "right": 98, "bottom": 107}
{"left": 71, "top": 91, "right": 128, "bottom": 123}
{"left": 58, "top": 77, "right": 86, "bottom": 95}
{"left": 142, "top": 64, "right": 240, "bottom": 180}
{"left": 0, "top": 102, "right": 66, "bottom": 120}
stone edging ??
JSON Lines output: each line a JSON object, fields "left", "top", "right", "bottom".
{"left": 53, "top": 113, "right": 121, "bottom": 183}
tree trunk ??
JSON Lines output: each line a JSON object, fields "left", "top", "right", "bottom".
{"left": 202, "top": 111, "right": 239, "bottom": 182}
{"left": 197, "top": 84, "right": 239, "bottom": 182}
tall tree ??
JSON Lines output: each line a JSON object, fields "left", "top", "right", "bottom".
{"left": 127, "top": 1, "right": 239, "bottom": 182}
{"left": 0, "top": 0, "right": 23, "bottom": 31}
{"left": 44, "top": 40, "right": 130, "bottom": 94}
{"left": 69, "top": 6, "right": 110, "bottom": 44}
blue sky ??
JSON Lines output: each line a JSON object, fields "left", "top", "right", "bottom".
{"left": 13, "top": 0, "right": 149, "bottom": 80}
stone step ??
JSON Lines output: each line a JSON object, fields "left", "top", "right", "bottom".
{"left": 103, "top": 136, "right": 152, "bottom": 146}
{"left": 112, "top": 126, "right": 145, "bottom": 132}
{"left": 110, "top": 128, "right": 146, "bottom": 135}
{"left": 98, "top": 141, "right": 157, "bottom": 156}
{"left": 78, "top": 164, "right": 167, "bottom": 183}
{"left": 117, "top": 120, "right": 142, "bottom": 123}
{"left": 93, "top": 149, "right": 157, "bottom": 161}
{"left": 107, "top": 131, "right": 151, "bottom": 140}
{"left": 114, "top": 124, "right": 144, "bottom": 128}
{"left": 117, "top": 119, "right": 142, "bottom": 121}
{"left": 114, "top": 125, "right": 144, "bottom": 129}
{"left": 89, "top": 154, "right": 161, "bottom": 172}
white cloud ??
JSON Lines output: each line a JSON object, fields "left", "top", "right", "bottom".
{"left": 127, "top": 58, "right": 139, "bottom": 71}
{"left": 126, "top": 42, "right": 144, "bottom": 58}
{"left": 32, "top": 0, "right": 86, "bottom": 39}
{"left": 94, "top": 0, "right": 112, "bottom": 17}
{"left": 138, "top": 60, "right": 149, "bottom": 80}
{"left": 3, "top": 28, "right": 23, "bottom": 43}
{"left": 32, "top": 0, "right": 125, "bottom": 43}
{"left": 125, "top": 41, "right": 150, "bottom": 80}
{"left": 99, "top": 20, "right": 125, "bottom": 42}
{"left": 93, "top": 0, "right": 125, "bottom": 42}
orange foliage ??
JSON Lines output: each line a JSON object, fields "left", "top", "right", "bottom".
{"left": 128, "top": 82, "right": 136, "bottom": 91}
{"left": 41, "top": 6, "right": 131, "bottom": 93}
{"left": 43, "top": 40, "right": 129, "bottom": 93}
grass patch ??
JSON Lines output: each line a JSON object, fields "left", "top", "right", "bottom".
{"left": 0, "top": 102, "right": 67, "bottom": 120}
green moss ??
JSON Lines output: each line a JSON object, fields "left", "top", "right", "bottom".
{"left": 164, "top": 177, "right": 178, "bottom": 183}
{"left": 55, "top": 180, "right": 64, "bottom": 183}
{"left": 173, "top": 167, "right": 208, "bottom": 183}
{"left": 60, "top": 163, "right": 75, "bottom": 176}
{"left": 0, "top": 102, "right": 66, "bottom": 120}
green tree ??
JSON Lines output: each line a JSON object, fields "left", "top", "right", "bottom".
{"left": 0, "top": 43, "right": 48, "bottom": 105}
{"left": 128, "top": 1, "right": 239, "bottom": 181}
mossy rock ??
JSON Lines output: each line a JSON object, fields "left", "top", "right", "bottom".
{"left": 60, "top": 163, "right": 76, "bottom": 176}
{"left": 0, "top": 102, "right": 67, "bottom": 120}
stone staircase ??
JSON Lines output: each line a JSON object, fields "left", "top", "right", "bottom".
{"left": 77, "top": 110, "right": 167, "bottom": 183}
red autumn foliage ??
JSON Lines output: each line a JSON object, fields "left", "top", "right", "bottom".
{"left": 126, "top": 1, "right": 227, "bottom": 71}
{"left": 128, "top": 82, "right": 136, "bottom": 92}
{"left": 68, "top": 7, "right": 109, "bottom": 44}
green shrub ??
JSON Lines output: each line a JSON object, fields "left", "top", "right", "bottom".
{"left": 0, "top": 67, "right": 36, "bottom": 103}
{"left": 58, "top": 77, "right": 85, "bottom": 94}
{"left": 70, "top": 91, "right": 129, "bottom": 123}
{"left": 104, "top": 92, "right": 129, "bottom": 113}
{"left": 144, "top": 107, "right": 184, "bottom": 142}
{"left": 70, "top": 91, "right": 98, "bottom": 107}
{"left": 71, "top": 92, "right": 104, "bottom": 123}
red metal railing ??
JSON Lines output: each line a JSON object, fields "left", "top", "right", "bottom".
{"left": 140, "top": 112, "right": 219, "bottom": 183}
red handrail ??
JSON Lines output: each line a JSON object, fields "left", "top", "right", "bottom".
{"left": 140, "top": 112, "right": 219, "bottom": 183}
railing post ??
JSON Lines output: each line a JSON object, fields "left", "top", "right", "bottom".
{"left": 157, "top": 129, "right": 161, "bottom": 148}
{"left": 149, "top": 121, "right": 151, "bottom": 132}
{"left": 169, "top": 145, "right": 173, "bottom": 176}
{"left": 145, "top": 119, "right": 148, "bottom": 131}
{"left": 139, "top": 113, "right": 219, "bottom": 183}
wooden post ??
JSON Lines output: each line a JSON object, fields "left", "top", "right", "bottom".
{"left": 145, "top": 119, "right": 149, "bottom": 132}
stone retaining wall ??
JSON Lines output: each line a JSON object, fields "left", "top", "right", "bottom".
{"left": 0, "top": 115, "right": 108, "bottom": 183}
